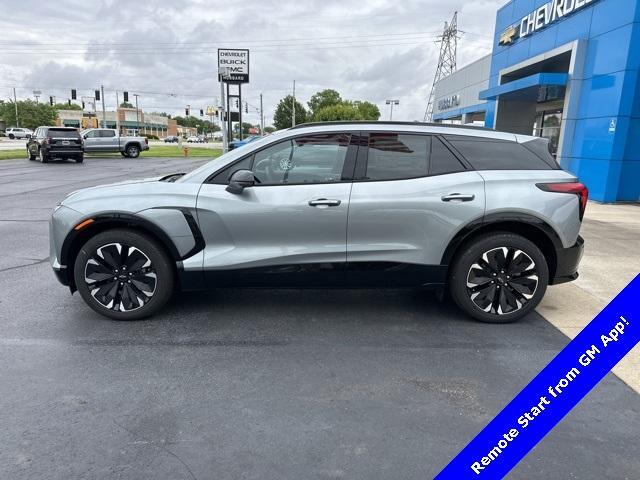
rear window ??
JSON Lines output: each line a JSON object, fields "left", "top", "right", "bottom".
{"left": 48, "top": 129, "right": 80, "bottom": 138}
{"left": 445, "top": 135, "right": 553, "bottom": 170}
{"left": 429, "top": 137, "right": 466, "bottom": 175}
{"left": 521, "top": 138, "right": 560, "bottom": 169}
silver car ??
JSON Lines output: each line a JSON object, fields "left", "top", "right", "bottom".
{"left": 50, "top": 122, "right": 586, "bottom": 323}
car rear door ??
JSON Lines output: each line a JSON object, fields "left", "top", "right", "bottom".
{"left": 346, "top": 132, "right": 485, "bottom": 286}
{"left": 196, "top": 132, "right": 358, "bottom": 287}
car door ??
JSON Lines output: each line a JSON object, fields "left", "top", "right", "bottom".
{"left": 196, "top": 132, "right": 357, "bottom": 287}
{"left": 82, "top": 130, "right": 100, "bottom": 152}
{"left": 346, "top": 132, "right": 486, "bottom": 287}
{"left": 99, "top": 129, "right": 117, "bottom": 151}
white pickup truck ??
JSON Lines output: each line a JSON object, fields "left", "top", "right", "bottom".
{"left": 81, "top": 128, "right": 149, "bottom": 158}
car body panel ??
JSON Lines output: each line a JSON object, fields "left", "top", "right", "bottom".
{"left": 347, "top": 171, "right": 486, "bottom": 266}
{"left": 81, "top": 128, "right": 149, "bottom": 153}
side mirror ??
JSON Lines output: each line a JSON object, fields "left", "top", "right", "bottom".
{"left": 226, "top": 169, "right": 255, "bottom": 194}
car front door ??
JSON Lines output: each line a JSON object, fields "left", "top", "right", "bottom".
{"left": 346, "top": 132, "right": 486, "bottom": 286}
{"left": 82, "top": 130, "right": 100, "bottom": 152}
{"left": 196, "top": 132, "right": 357, "bottom": 287}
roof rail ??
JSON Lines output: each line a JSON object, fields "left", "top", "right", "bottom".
{"left": 288, "top": 120, "right": 492, "bottom": 131}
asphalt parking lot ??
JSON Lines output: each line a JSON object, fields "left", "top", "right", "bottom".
{"left": 0, "top": 156, "right": 638, "bottom": 480}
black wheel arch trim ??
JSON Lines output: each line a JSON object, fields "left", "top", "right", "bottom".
{"left": 441, "top": 212, "right": 564, "bottom": 267}
{"left": 60, "top": 208, "right": 205, "bottom": 290}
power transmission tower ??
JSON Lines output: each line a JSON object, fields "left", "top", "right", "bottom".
{"left": 424, "top": 11, "right": 459, "bottom": 122}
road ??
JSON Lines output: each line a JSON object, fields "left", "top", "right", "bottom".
{"left": 0, "top": 156, "right": 638, "bottom": 480}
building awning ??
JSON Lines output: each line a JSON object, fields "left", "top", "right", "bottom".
{"left": 479, "top": 73, "right": 568, "bottom": 100}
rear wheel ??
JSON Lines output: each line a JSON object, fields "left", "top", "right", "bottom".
{"left": 8, "top": 134, "right": 15, "bottom": 139}
{"left": 39, "top": 148, "right": 49, "bottom": 163}
{"left": 27, "top": 149, "right": 36, "bottom": 161}
{"left": 449, "top": 232, "right": 548, "bottom": 323}
{"left": 125, "top": 144, "right": 140, "bottom": 158}
{"left": 73, "top": 229, "right": 174, "bottom": 320}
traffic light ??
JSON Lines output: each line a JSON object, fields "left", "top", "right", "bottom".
{"left": 123, "top": 91, "right": 129, "bottom": 102}
{"left": 67, "top": 99, "right": 71, "bottom": 106}
{"left": 245, "top": 103, "right": 248, "bottom": 114}
{"left": 49, "top": 96, "right": 54, "bottom": 106}
{"left": 215, "top": 110, "right": 219, "bottom": 118}
{"left": 235, "top": 99, "right": 239, "bottom": 109}
{"left": 185, "top": 107, "right": 190, "bottom": 116}
{"left": 95, "top": 90, "right": 100, "bottom": 101}
{"left": 71, "top": 89, "right": 77, "bottom": 100}
{"left": 200, "top": 109, "right": 204, "bottom": 116}
{"left": 82, "top": 101, "right": 85, "bottom": 109}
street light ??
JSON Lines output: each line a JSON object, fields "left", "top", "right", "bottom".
{"left": 385, "top": 99, "right": 399, "bottom": 121}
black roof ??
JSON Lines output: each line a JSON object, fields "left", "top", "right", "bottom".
{"left": 289, "top": 121, "right": 492, "bottom": 131}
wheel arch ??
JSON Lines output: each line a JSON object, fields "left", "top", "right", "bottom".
{"left": 60, "top": 212, "right": 185, "bottom": 293}
{"left": 441, "top": 213, "right": 562, "bottom": 281}
{"left": 124, "top": 142, "right": 142, "bottom": 152}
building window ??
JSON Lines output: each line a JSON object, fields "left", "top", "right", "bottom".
{"left": 533, "top": 110, "right": 562, "bottom": 156}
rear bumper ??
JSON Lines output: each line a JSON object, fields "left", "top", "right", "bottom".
{"left": 550, "top": 235, "right": 584, "bottom": 285}
{"left": 44, "top": 148, "right": 83, "bottom": 156}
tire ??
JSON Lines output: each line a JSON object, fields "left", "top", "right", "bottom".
{"left": 449, "top": 232, "right": 549, "bottom": 324}
{"left": 8, "top": 134, "right": 15, "bottom": 139}
{"left": 39, "top": 148, "right": 49, "bottom": 163}
{"left": 75, "top": 155, "right": 84, "bottom": 163}
{"left": 27, "top": 149, "right": 36, "bottom": 161}
{"left": 73, "top": 229, "right": 174, "bottom": 320}
{"left": 125, "top": 144, "right": 140, "bottom": 158}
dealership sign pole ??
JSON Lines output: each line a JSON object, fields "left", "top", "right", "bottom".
{"left": 218, "top": 48, "right": 249, "bottom": 151}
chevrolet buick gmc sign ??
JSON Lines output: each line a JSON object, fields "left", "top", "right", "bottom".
{"left": 218, "top": 49, "right": 250, "bottom": 83}
{"left": 499, "top": 0, "right": 599, "bottom": 46}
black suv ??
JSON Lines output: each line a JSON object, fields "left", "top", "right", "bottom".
{"left": 27, "top": 127, "right": 84, "bottom": 163}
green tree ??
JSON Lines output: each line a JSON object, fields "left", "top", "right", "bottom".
{"left": 314, "top": 103, "right": 361, "bottom": 122}
{"left": 308, "top": 89, "right": 342, "bottom": 119}
{"left": 354, "top": 101, "right": 380, "bottom": 121}
{"left": 119, "top": 101, "right": 134, "bottom": 108}
{"left": 0, "top": 100, "right": 57, "bottom": 129}
{"left": 263, "top": 126, "right": 276, "bottom": 134}
{"left": 273, "top": 95, "right": 307, "bottom": 130}
{"left": 53, "top": 103, "right": 82, "bottom": 111}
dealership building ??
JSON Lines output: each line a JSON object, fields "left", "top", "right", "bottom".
{"left": 433, "top": 0, "right": 639, "bottom": 202}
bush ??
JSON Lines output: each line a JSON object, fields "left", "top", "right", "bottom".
{"left": 141, "top": 134, "right": 159, "bottom": 140}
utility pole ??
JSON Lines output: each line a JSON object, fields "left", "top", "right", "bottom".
{"left": 385, "top": 99, "right": 399, "bottom": 121}
{"left": 115, "top": 91, "right": 120, "bottom": 134}
{"left": 100, "top": 85, "right": 106, "bottom": 128}
{"left": 13, "top": 87, "right": 19, "bottom": 127}
{"left": 292, "top": 80, "right": 296, "bottom": 127}
{"left": 133, "top": 94, "right": 140, "bottom": 133}
{"left": 424, "top": 11, "right": 459, "bottom": 122}
{"left": 220, "top": 74, "right": 228, "bottom": 152}
{"left": 259, "top": 93, "right": 264, "bottom": 136}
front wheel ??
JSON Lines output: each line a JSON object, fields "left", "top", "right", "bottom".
{"left": 75, "top": 155, "right": 84, "bottom": 163}
{"left": 449, "top": 232, "right": 548, "bottom": 323}
{"left": 73, "top": 229, "right": 174, "bottom": 320}
{"left": 8, "top": 134, "right": 15, "bottom": 139}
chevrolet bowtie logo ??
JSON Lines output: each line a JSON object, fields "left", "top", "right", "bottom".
{"left": 499, "top": 25, "right": 518, "bottom": 45}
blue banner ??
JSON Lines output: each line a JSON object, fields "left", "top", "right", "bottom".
{"left": 435, "top": 274, "right": 640, "bottom": 480}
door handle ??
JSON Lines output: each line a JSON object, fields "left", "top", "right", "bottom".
{"left": 441, "top": 193, "right": 475, "bottom": 202}
{"left": 308, "top": 198, "right": 341, "bottom": 207}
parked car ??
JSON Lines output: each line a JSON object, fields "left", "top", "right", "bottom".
{"left": 6, "top": 127, "right": 33, "bottom": 139}
{"left": 50, "top": 121, "right": 586, "bottom": 322}
{"left": 186, "top": 136, "right": 202, "bottom": 143}
{"left": 27, "top": 126, "right": 83, "bottom": 163}
{"left": 80, "top": 128, "right": 149, "bottom": 158}
{"left": 228, "top": 135, "right": 261, "bottom": 150}
{"left": 164, "top": 136, "right": 179, "bottom": 143}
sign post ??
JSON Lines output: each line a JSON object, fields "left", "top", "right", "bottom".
{"left": 218, "top": 49, "right": 249, "bottom": 152}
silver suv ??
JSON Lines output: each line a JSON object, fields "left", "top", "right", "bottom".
{"left": 50, "top": 122, "right": 586, "bottom": 323}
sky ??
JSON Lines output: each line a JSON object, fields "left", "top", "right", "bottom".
{"left": 0, "top": 0, "right": 505, "bottom": 125}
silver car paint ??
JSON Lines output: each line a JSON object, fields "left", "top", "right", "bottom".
{"left": 51, "top": 123, "right": 583, "bottom": 279}
{"left": 197, "top": 182, "right": 351, "bottom": 269}
{"left": 347, "top": 171, "right": 485, "bottom": 265}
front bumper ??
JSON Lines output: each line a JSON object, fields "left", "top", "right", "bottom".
{"left": 550, "top": 235, "right": 584, "bottom": 285}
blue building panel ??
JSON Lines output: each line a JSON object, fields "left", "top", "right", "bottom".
{"left": 481, "top": 0, "right": 640, "bottom": 202}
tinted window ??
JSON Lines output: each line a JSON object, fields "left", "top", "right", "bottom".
{"left": 252, "top": 134, "right": 350, "bottom": 185}
{"left": 430, "top": 137, "right": 465, "bottom": 175}
{"left": 446, "top": 136, "right": 552, "bottom": 170}
{"left": 521, "top": 138, "right": 559, "bottom": 169}
{"left": 100, "top": 130, "right": 116, "bottom": 138}
{"left": 210, "top": 156, "right": 253, "bottom": 184}
{"left": 365, "top": 133, "right": 429, "bottom": 181}
{"left": 83, "top": 130, "right": 99, "bottom": 138}
{"left": 48, "top": 129, "right": 80, "bottom": 138}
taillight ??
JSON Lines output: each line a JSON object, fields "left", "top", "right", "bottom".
{"left": 537, "top": 182, "right": 588, "bottom": 220}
